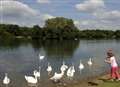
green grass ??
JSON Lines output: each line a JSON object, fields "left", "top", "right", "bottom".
{"left": 98, "top": 81, "right": 120, "bottom": 87}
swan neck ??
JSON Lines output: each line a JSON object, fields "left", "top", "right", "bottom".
{"left": 35, "top": 76, "right": 38, "bottom": 80}
{"left": 61, "top": 71, "right": 64, "bottom": 75}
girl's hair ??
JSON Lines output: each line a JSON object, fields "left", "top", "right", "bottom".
{"left": 107, "top": 49, "right": 114, "bottom": 57}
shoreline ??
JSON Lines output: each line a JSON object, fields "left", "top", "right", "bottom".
{"left": 63, "top": 72, "right": 110, "bottom": 87}
{"left": 67, "top": 75, "right": 109, "bottom": 87}
{"left": 66, "top": 69, "right": 120, "bottom": 87}
{"left": 0, "top": 70, "right": 118, "bottom": 87}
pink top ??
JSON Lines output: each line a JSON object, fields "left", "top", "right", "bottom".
{"left": 110, "top": 56, "right": 118, "bottom": 67}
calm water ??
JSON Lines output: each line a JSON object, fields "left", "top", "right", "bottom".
{"left": 0, "top": 39, "right": 120, "bottom": 87}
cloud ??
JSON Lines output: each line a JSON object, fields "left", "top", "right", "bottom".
{"left": 75, "top": 0, "right": 120, "bottom": 21}
{"left": 75, "top": 0, "right": 104, "bottom": 13}
{"left": 0, "top": 0, "right": 15, "bottom": 1}
{"left": 37, "top": 0, "right": 50, "bottom": 4}
{"left": 94, "top": 10, "right": 120, "bottom": 20}
{"left": 75, "top": 0, "right": 120, "bottom": 30}
{"left": 0, "top": 0, "right": 37, "bottom": 17}
{"left": 74, "top": 20, "right": 90, "bottom": 27}
{"left": 0, "top": 0, "right": 43, "bottom": 26}
{"left": 43, "top": 14, "right": 55, "bottom": 20}
{"left": 74, "top": 20, "right": 97, "bottom": 29}
{"left": 74, "top": 19, "right": 120, "bottom": 30}
{"left": 74, "top": 20, "right": 80, "bottom": 26}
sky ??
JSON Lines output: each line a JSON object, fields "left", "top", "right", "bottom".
{"left": 0, "top": 0, "right": 120, "bottom": 30}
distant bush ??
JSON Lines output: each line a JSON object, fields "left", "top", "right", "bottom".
{"left": 0, "top": 17, "right": 120, "bottom": 39}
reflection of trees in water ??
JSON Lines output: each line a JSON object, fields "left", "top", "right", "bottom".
{"left": 30, "top": 39, "right": 80, "bottom": 58}
{"left": 42, "top": 40, "right": 80, "bottom": 58}
{"left": 31, "top": 39, "right": 43, "bottom": 52}
{"left": 0, "top": 38, "right": 30, "bottom": 50}
{"left": 0, "top": 38, "right": 80, "bottom": 58}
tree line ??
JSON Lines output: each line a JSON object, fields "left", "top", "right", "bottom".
{"left": 0, "top": 17, "right": 120, "bottom": 40}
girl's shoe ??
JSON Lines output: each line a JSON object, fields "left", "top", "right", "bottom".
{"left": 116, "top": 78, "right": 120, "bottom": 81}
{"left": 110, "top": 79, "right": 114, "bottom": 81}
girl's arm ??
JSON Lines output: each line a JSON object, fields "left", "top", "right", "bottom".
{"left": 104, "top": 58, "right": 111, "bottom": 64}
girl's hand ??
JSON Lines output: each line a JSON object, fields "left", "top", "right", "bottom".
{"left": 104, "top": 59, "right": 111, "bottom": 63}
{"left": 104, "top": 60, "right": 108, "bottom": 62}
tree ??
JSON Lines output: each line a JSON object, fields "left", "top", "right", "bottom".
{"left": 44, "top": 17, "right": 77, "bottom": 30}
{"left": 31, "top": 25, "right": 43, "bottom": 39}
{"left": 44, "top": 17, "right": 78, "bottom": 39}
{"left": 115, "top": 30, "right": 120, "bottom": 38}
{"left": 5, "top": 24, "right": 20, "bottom": 36}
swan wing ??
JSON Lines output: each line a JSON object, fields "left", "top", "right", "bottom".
{"left": 3, "top": 77, "right": 10, "bottom": 84}
{"left": 79, "top": 64, "right": 84, "bottom": 69}
{"left": 47, "top": 66, "right": 52, "bottom": 72}
{"left": 25, "top": 76, "right": 37, "bottom": 84}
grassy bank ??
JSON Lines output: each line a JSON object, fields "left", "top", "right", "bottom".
{"left": 67, "top": 74, "right": 120, "bottom": 87}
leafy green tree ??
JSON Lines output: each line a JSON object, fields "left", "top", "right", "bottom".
{"left": 44, "top": 17, "right": 78, "bottom": 39}
{"left": 115, "top": 30, "right": 120, "bottom": 38}
{"left": 0, "top": 21, "right": 120, "bottom": 40}
{"left": 5, "top": 24, "right": 20, "bottom": 36}
{"left": 31, "top": 25, "right": 43, "bottom": 39}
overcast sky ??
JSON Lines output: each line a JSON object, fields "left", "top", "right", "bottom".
{"left": 0, "top": 0, "right": 120, "bottom": 30}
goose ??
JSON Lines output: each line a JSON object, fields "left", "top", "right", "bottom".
{"left": 79, "top": 60, "right": 84, "bottom": 70}
{"left": 39, "top": 54, "right": 45, "bottom": 60}
{"left": 47, "top": 62, "right": 52, "bottom": 74}
{"left": 3, "top": 73, "right": 10, "bottom": 86}
{"left": 33, "top": 66, "right": 41, "bottom": 78}
{"left": 50, "top": 71, "right": 64, "bottom": 82}
{"left": 87, "top": 58, "right": 93, "bottom": 66}
{"left": 60, "top": 61, "right": 68, "bottom": 72}
{"left": 25, "top": 75, "right": 38, "bottom": 84}
{"left": 67, "top": 66, "right": 75, "bottom": 78}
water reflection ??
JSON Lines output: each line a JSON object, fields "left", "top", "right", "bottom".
{"left": 42, "top": 40, "right": 79, "bottom": 58}
{"left": 0, "top": 38, "right": 30, "bottom": 50}
{"left": 0, "top": 39, "right": 80, "bottom": 59}
{"left": 0, "top": 39, "right": 120, "bottom": 87}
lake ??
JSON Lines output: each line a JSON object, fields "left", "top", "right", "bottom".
{"left": 0, "top": 39, "right": 120, "bottom": 87}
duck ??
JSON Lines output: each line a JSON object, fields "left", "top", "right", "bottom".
{"left": 87, "top": 58, "right": 93, "bottom": 66}
{"left": 3, "top": 73, "right": 10, "bottom": 85}
{"left": 50, "top": 71, "right": 64, "bottom": 82}
{"left": 33, "top": 66, "right": 41, "bottom": 78}
{"left": 79, "top": 60, "right": 84, "bottom": 70}
{"left": 60, "top": 61, "right": 68, "bottom": 72}
{"left": 67, "top": 66, "right": 75, "bottom": 78}
{"left": 47, "top": 62, "right": 52, "bottom": 74}
{"left": 25, "top": 75, "right": 38, "bottom": 84}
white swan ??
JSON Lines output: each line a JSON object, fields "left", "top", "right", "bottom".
{"left": 60, "top": 61, "right": 68, "bottom": 72}
{"left": 79, "top": 60, "right": 84, "bottom": 70}
{"left": 87, "top": 58, "right": 93, "bottom": 66}
{"left": 25, "top": 75, "right": 38, "bottom": 84}
{"left": 50, "top": 71, "right": 64, "bottom": 82}
{"left": 71, "top": 66, "right": 75, "bottom": 73}
{"left": 33, "top": 66, "right": 41, "bottom": 78}
{"left": 67, "top": 66, "right": 75, "bottom": 78}
{"left": 75, "top": 38, "right": 78, "bottom": 40}
{"left": 39, "top": 54, "right": 45, "bottom": 60}
{"left": 47, "top": 62, "right": 52, "bottom": 74}
{"left": 3, "top": 73, "right": 10, "bottom": 85}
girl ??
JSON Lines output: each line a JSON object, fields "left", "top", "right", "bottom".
{"left": 105, "top": 49, "right": 120, "bottom": 81}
